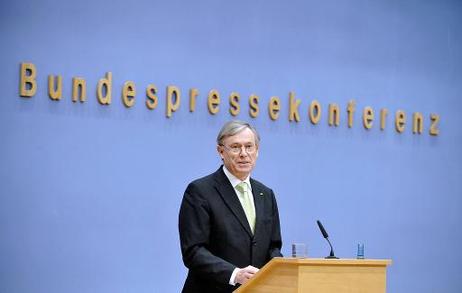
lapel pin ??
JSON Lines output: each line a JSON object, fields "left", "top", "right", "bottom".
{"left": 259, "top": 192, "right": 264, "bottom": 196}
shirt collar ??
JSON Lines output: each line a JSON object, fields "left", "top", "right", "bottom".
{"left": 222, "top": 165, "right": 252, "bottom": 191}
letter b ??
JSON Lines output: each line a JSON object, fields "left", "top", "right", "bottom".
{"left": 20, "top": 63, "right": 37, "bottom": 97}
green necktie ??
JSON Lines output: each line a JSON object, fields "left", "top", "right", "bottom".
{"left": 236, "top": 182, "right": 256, "bottom": 234}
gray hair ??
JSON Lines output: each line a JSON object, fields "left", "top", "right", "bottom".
{"left": 216, "top": 120, "right": 260, "bottom": 146}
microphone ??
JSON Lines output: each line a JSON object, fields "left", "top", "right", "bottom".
{"left": 316, "top": 220, "right": 339, "bottom": 259}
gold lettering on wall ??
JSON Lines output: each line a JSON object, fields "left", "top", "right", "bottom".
{"left": 166, "top": 85, "right": 180, "bottom": 118}
{"left": 48, "top": 75, "right": 62, "bottom": 101}
{"left": 145, "top": 84, "right": 158, "bottom": 110}
{"left": 309, "top": 100, "right": 321, "bottom": 124}
{"left": 363, "top": 106, "right": 374, "bottom": 129}
{"left": 395, "top": 110, "right": 406, "bottom": 133}
{"left": 16, "top": 62, "right": 442, "bottom": 137}
{"left": 229, "top": 92, "right": 240, "bottom": 116}
{"left": 430, "top": 114, "right": 440, "bottom": 136}
{"left": 328, "top": 103, "right": 340, "bottom": 126}
{"left": 268, "top": 96, "right": 280, "bottom": 121}
{"left": 249, "top": 94, "right": 259, "bottom": 118}
{"left": 347, "top": 100, "right": 356, "bottom": 128}
{"left": 122, "top": 81, "right": 136, "bottom": 108}
{"left": 189, "top": 88, "right": 198, "bottom": 112}
{"left": 207, "top": 89, "right": 220, "bottom": 115}
{"left": 20, "top": 63, "right": 37, "bottom": 97}
{"left": 289, "top": 92, "right": 301, "bottom": 122}
{"left": 412, "top": 112, "right": 423, "bottom": 134}
{"left": 97, "top": 72, "right": 112, "bottom": 105}
{"left": 380, "top": 108, "right": 388, "bottom": 130}
{"left": 72, "top": 77, "right": 87, "bottom": 103}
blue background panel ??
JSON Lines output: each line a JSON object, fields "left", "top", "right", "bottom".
{"left": 1, "top": 0, "right": 461, "bottom": 292}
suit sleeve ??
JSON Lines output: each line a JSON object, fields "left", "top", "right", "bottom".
{"left": 269, "top": 189, "right": 283, "bottom": 259}
{"left": 178, "top": 183, "right": 235, "bottom": 285}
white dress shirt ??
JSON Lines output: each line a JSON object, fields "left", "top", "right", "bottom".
{"left": 222, "top": 165, "right": 256, "bottom": 286}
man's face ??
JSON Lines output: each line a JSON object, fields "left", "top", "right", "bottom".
{"left": 218, "top": 128, "right": 259, "bottom": 180}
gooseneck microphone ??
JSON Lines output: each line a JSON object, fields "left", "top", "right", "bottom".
{"left": 316, "top": 220, "right": 339, "bottom": 259}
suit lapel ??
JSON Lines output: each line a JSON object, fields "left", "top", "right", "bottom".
{"left": 214, "top": 167, "right": 253, "bottom": 237}
{"left": 250, "top": 178, "right": 265, "bottom": 236}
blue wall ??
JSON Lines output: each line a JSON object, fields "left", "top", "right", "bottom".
{"left": 1, "top": 0, "right": 461, "bottom": 292}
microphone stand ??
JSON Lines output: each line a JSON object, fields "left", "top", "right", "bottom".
{"left": 325, "top": 237, "right": 339, "bottom": 259}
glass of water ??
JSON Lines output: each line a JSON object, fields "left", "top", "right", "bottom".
{"left": 292, "top": 243, "right": 307, "bottom": 258}
{"left": 357, "top": 243, "right": 365, "bottom": 259}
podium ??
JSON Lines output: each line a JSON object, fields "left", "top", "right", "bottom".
{"left": 234, "top": 257, "right": 392, "bottom": 293}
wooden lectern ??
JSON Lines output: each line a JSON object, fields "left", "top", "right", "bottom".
{"left": 234, "top": 257, "right": 392, "bottom": 293}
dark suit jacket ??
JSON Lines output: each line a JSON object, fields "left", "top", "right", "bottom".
{"left": 178, "top": 166, "right": 282, "bottom": 293}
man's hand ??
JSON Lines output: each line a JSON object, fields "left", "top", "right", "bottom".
{"left": 234, "top": 265, "right": 259, "bottom": 285}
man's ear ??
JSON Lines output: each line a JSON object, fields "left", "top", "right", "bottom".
{"left": 217, "top": 145, "right": 224, "bottom": 159}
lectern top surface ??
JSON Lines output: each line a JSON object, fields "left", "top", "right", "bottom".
{"left": 275, "top": 257, "right": 392, "bottom": 266}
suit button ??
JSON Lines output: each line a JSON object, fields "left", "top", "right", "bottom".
{"left": 252, "top": 241, "right": 257, "bottom": 246}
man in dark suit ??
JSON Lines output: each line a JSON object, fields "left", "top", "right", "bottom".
{"left": 179, "top": 120, "right": 282, "bottom": 293}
